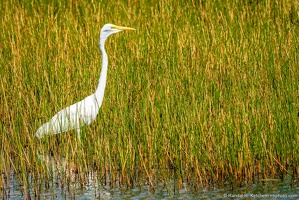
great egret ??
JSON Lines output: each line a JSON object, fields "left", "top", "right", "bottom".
{"left": 36, "top": 24, "right": 136, "bottom": 139}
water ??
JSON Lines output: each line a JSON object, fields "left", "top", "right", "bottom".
{"left": 2, "top": 154, "right": 299, "bottom": 199}
{"left": 2, "top": 170, "right": 299, "bottom": 199}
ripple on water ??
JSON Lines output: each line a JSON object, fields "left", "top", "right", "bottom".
{"left": 2, "top": 169, "right": 299, "bottom": 199}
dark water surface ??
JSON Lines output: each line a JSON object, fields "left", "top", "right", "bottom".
{"left": 2, "top": 169, "right": 299, "bottom": 199}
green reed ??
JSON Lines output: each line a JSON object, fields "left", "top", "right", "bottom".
{"left": 1, "top": 0, "right": 299, "bottom": 196}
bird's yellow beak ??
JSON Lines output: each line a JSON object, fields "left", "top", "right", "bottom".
{"left": 112, "top": 25, "right": 136, "bottom": 31}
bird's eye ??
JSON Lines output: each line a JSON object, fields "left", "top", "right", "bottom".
{"left": 111, "top": 26, "right": 118, "bottom": 30}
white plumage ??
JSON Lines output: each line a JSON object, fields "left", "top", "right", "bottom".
{"left": 36, "top": 24, "right": 136, "bottom": 139}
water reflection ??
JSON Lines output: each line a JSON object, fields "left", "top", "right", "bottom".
{"left": 2, "top": 153, "right": 299, "bottom": 199}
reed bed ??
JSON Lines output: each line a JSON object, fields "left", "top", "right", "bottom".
{"left": 1, "top": 0, "right": 299, "bottom": 196}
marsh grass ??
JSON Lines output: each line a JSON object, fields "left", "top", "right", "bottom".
{"left": 1, "top": 0, "right": 299, "bottom": 197}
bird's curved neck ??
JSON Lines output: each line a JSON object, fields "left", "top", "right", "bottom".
{"left": 95, "top": 38, "right": 108, "bottom": 107}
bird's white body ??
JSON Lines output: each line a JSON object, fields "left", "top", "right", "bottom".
{"left": 36, "top": 24, "right": 135, "bottom": 138}
{"left": 35, "top": 94, "right": 100, "bottom": 138}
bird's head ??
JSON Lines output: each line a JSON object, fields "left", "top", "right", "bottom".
{"left": 100, "top": 23, "right": 136, "bottom": 40}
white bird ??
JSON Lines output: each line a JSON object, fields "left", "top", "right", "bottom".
{"left": 36, "top": 24, "right": 136, "bottom": 139}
